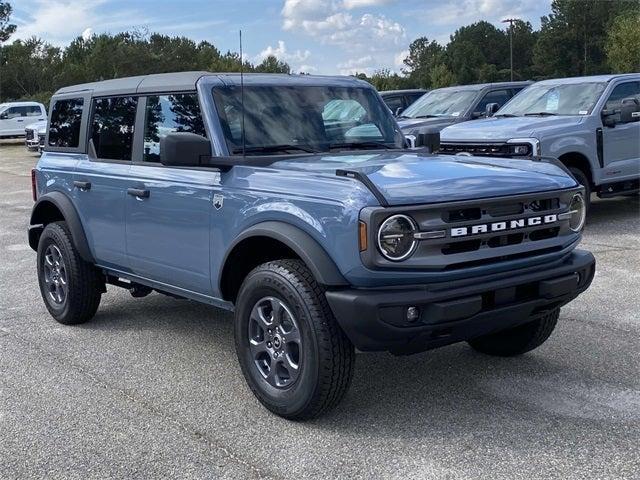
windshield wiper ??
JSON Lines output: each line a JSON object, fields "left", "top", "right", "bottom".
{"left": 524, "top": 112, "right": 558, "bottom": 116}
{"left": 327, "top": 141, "right": 396, "bottom": 151}
{"left": 494, "top": 113, "right": 518, "bottom": 118}
{"left": 412, "top": 114, "right": 439, "bottom": 119}
{"left": 232, "top": 144, "right": 318, "bottom": 155}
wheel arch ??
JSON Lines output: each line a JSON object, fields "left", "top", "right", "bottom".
{"left": 219, "top": 221, "right": 348, "bottom": 303}
{"left": 558, "top": 152, "right": 594, "bottom": 188}
{"left": 29, "top": 192, "right": 94, "bottom": 263}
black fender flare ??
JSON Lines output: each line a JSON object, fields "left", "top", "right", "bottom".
{"left": 28, "top": 191, "right": 95, "bottom": 263}
{"left": 220, "top": 221, "right": 349, "bottom": 292}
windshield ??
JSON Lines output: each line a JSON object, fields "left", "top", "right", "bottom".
{"left": 498, "top": 82, "right": 606, "bottom": 116}
{"left": 401, "top": 89, "right": 477, "bottom": 118}
{"left": 212, "top": 85, "right": 403, "bottom": 155}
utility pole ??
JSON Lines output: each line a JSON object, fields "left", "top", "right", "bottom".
{"left": 501, "top": 18, "right": 517, "bottom": 81}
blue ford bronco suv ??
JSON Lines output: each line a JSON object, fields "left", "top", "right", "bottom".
{"left": 29, "top": 72, "right": 595, "bottom": 419}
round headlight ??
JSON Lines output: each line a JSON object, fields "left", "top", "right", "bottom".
{"left": 569, "top": 193, "right": 586, "bottom": 232}
{"left": 377, "top": 214, "right": 417, "bottom": 261}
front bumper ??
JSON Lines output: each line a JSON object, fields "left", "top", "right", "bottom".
{"left": 326, "top": 249, "right": 595, "bottom": 355}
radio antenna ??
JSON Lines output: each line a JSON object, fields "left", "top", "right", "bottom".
{"left": 239, "top": 30, "right": 246, "bottom": 158}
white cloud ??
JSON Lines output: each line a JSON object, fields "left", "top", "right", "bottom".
{"left": 13, "top": 0, "right": 147, "bottom": 45}
{"left": 281, "top": 0, "right": 405, "bottom": 50}
{"left": 297, "top": 64, "right": 319, "bottom": 73}
{"left": 394, "top": 49, "right": 408, "bottom": 68}
{"left": 337, "top": 55, "right": 375, "bottom": 75}
{"left": 81, "top": 27, "right": 94, "bottom": 41}
{"left": 256, "top": 40, "right": 311, "bottom": 64}
{"left": 343, "top": 0, "right": 394, "bottom": 8}
{"left": 424, "top": 0, "right": 543, "bottom": 28}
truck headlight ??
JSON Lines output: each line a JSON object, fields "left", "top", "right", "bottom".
{"left": 507, "top": 144, "right": 531, "bottom": 156}
{"left": 377, "top": 214, "right": 417, "bottom": 261}
{"left": 569, "top": 193, "right": 586, "bottom": 232}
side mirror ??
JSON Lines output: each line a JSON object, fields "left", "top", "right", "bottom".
{"left": 160, "top": 132, "right": 211, "bottom": 167}
{"left": 0, "top": 112, "right": 7, "bottom": 120}
{"left": 485, "top": 103, "right": 500, "bottom": 117}
{"left": 619, "top": 98, "right": 640, "bottom": 124}
{"left": 410, "top": 130, "right": 440, "bottom": 153}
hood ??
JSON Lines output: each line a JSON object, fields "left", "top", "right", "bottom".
{"left": 25, "top": 120, "right": 47, "bottom": 133}
{"left": 397, "top": 116, "right": 458, "bottom": 134}
{"left": 441, "top": 115, "right": 586, "bottom": 142}
{"left": 272, "top": 151, "right": 576, "bottom": 206}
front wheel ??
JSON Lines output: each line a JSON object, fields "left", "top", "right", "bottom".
{"left": 234, "top": 259, "right": 355, "bottom": 420}
{"left": 468, "top": 309, "right": 560, "bottom": 357}
{"left": 568, "top": 167, "right": 591, "bottom": 213}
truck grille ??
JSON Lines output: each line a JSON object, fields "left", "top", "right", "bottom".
{"left": 440, "top": 142, "right": 509, "bottom": 157}
{"left": 362, "top": 189, "right": 580, "bottom": 271}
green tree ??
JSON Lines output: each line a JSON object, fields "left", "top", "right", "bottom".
{"left": 533, "top": 0, "right": 637, "bottom": 78}
{"left": 0, "top": 1, "right": 16, "bottom": 42}
{"left": 429, "top": 63, "right": 456, "bottom": 88}
{"left": 255, "top": 55, "right": 290, "bottom": 73}
{"left": 510, "top": 20, "right": 538, "bottom": 79}
{"left": 402, "top": 37, "right": 445, "bottom": 88}
{"left": 606, "top": 12, "right": 640, "bottom": 73}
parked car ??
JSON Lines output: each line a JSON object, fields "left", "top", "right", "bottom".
{"left": 28, "top": 72, "right": 594, "bottom": 419}
{"left": 397, "top": 81, "right": 531, "bottom": 140}
{"left": 25, "top": 119, "right": 47, "bottom": 152}
{"left": 0, "top": 101, "right": 46, "bottom": 137}
{"left": 379, "top": 89, "right": 427, "bottom": 115}
{"left": 440, "top": 74, "right": 640, "bottom": 207}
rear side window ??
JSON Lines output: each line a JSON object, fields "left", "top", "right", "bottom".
{"left": 476, "top": 90, "right": 511, "bottom": 114}
{"left": 143, "top": 94, "right": 205, "bottom": 162}
{"left": 91, "top": 96, "right": 138, "bottom": 161}
{"left": 26, "top": 105, "right": 43, "bottom": 116}
{"left": 48, "top": 98, "right": 84, "bottom": 148}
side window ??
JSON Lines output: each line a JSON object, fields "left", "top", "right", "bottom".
{"left": 476, "top": 90, "right": 511, "bottom": 114}
{"left": 91, "top": 96, "right": 138, "bottom": 161}
{"left": 143, "top": 93, "right": 205, "bottom": 162}
{"left": 383, "top": 96, "right": 404, "bottom": 113}
{"left": 48, "top": 98, "right": 84, "bottom": 148}
{"left": 604, "top": 82, "right": 640, "bottom": 111}
{"left": 26, "top": 105, "right": 43, "bottom": 116}
{"left": 322, "top": 99, "right": 366, "bottom": 124}
{"left": 5, "top": 106, "right": 26, "bottom": 118}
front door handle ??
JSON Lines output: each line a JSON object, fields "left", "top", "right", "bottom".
{"left": 73, "top": 180, "right": 91, "bottom": 191}
{"left": 127, "top": 188, "right": 150, "bottom": 198}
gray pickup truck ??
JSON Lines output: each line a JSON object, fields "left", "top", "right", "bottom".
{"left": 440, "top": 74, "right": 640, "bottom": 207}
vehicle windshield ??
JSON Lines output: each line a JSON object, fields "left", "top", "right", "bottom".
{"left": 497, "top": 82, "right": 606, "bottom": 116}
{"left": 212, "top": 85, "right": 403, "bottom": 155}
{"left": 401, "top": 89, "right": 477, "bottom": 118}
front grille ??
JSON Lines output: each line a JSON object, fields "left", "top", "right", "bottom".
{"left": 362, "top": 189, "right": 580, "bottom": 271}
{"left": 440, "top": 143, "right": 510, "bottom": 157}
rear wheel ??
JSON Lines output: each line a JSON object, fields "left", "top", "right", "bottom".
{"left": 234, "top": 259, "right": 355, "bottom": 420}
{"left": 468, "top": 309, "right": 560, "bottom": 357}
{"left": 37, "top": 222, "right": 103, "bottom": 325}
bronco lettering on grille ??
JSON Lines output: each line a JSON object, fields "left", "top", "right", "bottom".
{"left": 450, "top": 214, "right": 558, "bottom": 237}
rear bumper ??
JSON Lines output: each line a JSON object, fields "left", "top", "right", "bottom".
{"left": 325, "top": 249, "right": 595, "bottom": 355}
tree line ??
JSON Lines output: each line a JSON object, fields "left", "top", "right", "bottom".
{"left": 362, "top": 0, "right": 639, "bottom": 91}
{"left": 1, "top": 0, "right": 639, "bottom": 105}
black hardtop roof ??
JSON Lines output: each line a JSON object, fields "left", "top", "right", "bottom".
{"left": 53, "top": 71, "right": 372, "bottom": 97}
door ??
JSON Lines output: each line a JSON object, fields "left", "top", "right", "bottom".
{"left": 74, "top": 95, "right": 137, "bottom": 270}
{"left": 601, "top": 81, "right": 640, "bottom": 178}
{"left": 125, "top": 93, "right": 216, "bottom": 295}
{"left": 0, "top": 106, "right": 27, "bottom": 135}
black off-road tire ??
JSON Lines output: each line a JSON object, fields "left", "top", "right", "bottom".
{"left": 569, "top": 167, "right": 591, "bottom": 212}
{"left": 468, "top": 308, "right": 560, "bottom": 357}
{"left": 234, "top": 259, "right": 355, "bottom": 420}
{"left": 37, "top": 221, "right": 103, "bottom": 325}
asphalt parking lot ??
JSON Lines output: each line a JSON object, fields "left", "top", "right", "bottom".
{"left": 0, "top": 140, "right": 639, "bottom": 479}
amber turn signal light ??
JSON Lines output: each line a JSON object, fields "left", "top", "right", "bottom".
{"left": 359, "top": 221, "right": 368, "bottom": 251}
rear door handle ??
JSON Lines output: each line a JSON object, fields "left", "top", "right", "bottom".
{"left": 127, "top": 188, "right": 150, "bottom": 198}
{"left": 73, "top": 180, "right": 91, "bottom": 191}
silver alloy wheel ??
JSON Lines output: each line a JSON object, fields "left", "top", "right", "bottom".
{"left": 248, "top": 296, "right": 302, "bottom": 388}
{"left": 43, "top": 244, "right": 67, "bottom": 305}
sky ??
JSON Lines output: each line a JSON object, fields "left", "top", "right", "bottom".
{"left": 11, "top": 0, "right": 553, "bottom": 75}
